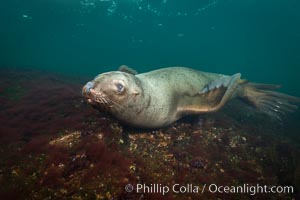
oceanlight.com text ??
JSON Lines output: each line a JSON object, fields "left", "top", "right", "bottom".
{"left": 124, "top": 183, "right": 294, "bottom": 196}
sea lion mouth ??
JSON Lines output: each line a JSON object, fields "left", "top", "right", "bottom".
{"left": 82, "top": 83, "right": 114, "bottom": 109}
{"left": 89, "top": 89, "right": 110, "bottom": 104}
{"left": 82, "top": 86, "right": 108, "bottom": 105}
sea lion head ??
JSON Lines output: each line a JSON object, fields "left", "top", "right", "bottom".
{"left": 82, "top": 71, "right": 143, "bottom": 115}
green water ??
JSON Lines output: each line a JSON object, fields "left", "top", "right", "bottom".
{"left": 1, "top": 2, "right": 300, "bottom": 199}
{"left": 1, "top": 0, "right": 300, "bottom": 95}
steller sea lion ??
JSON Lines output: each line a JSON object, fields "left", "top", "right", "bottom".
{"left": 82, "top": 66, "right": 300, "bottom": 128}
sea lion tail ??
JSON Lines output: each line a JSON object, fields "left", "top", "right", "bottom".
{"left": 238, "top": 82, "right": 300, "bottom": 120}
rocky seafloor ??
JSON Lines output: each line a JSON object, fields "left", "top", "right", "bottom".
{"left": 0, "top": 68, "right": 299, "bottom": 200}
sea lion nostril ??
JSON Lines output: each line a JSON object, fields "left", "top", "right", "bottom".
{"left": 82, "top": 82, "right": 94, "bottom": 96}
{"left": 85, "top": 82, "right": 94, "bottom": 94}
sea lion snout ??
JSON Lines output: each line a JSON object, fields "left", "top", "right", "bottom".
{"left": 82, "top": 81, "right": 101, "bottom": 104}
{"left": 82, "top": 81, "right": 95, "bottom": 97}
{"left": 84, "top": 82, "right": 94, "bottom": 94}
{"left": 82, "top": 82, "right": 94, "bottom": 103}
{"left": 82, "top": 81, "right": 109, "bottom": 106}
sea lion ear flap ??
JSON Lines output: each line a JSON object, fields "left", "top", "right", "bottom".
{"left": 118, "top": 65, "right": 138, "bottom": 75}
{"left": 132, "top": 90, "right": 140, "bottom": 96}
{"left": 131, "top": 84, "right": 142, "bottom": 96}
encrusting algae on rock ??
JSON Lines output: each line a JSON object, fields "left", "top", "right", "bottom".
{"left": 0, "top": 68, "right": 299, "bottom": 199}
{"left": 49, "top": 131, "right": 82, "bottom": 147}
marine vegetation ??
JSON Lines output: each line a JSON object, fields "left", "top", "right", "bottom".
{"left": 0, "top": 68, "right": 299, "bottom": 200}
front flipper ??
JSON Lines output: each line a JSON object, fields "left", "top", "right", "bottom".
{"left": 177, "top": 73, "right": 241, "bottom": 116}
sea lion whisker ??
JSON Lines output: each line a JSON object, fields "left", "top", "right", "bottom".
{"left": 94, "top": 96, "right": 105, "bottom": 104}
{"left": 103, "top": 98, "right": 109, "bottom": 104}
{"left": 94, "top": 95, "right": 122, "bottom": 110}
{"left": 109, "top": 100, "right": 122, "bottom": 108}
{"left": 109, "top": 99, "right": 125, "bottom": 110}
{"left": 102, "top": 97, "right": 107, "bottom": 103}
{"left": 93, "top": 93, "right": 107, "bottom": 104}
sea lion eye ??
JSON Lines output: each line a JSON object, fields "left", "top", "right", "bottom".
{"left": 116, "top": 83, "right": 124, "bottom": 93}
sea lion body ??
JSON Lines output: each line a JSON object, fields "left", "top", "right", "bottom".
{"left": 82, "top": 66, "right": 300, "bottom": 128}
{"left": 133, "top": 67, "right": 223, "bottom": 127}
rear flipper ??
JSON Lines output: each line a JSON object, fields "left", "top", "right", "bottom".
{"left": 238, "top": 82, "right": 300, "bottom": 120}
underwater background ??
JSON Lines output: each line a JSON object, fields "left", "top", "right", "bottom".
{"left": 1, "top": 0, "right": 300, "bottom": 96}
{"left": 1, "top": 0, "right": 300, "bottom": 199}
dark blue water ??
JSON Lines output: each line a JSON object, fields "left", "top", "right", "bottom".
{"left": 1, "top": 0, "right": 300, "bottom": 95}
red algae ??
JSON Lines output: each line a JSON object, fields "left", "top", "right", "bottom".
{"left": 85, "top": 141, "right": 107, "bottom": 162}
{"left": 40, "top": 165, "right": 65, "bottom": 187}
{"left": 22, "top": 135, "right": 50, "bottom": 154}
{"left": 0, "top": 68, "right": 299, "bottom": 199}
{"left": 44, "top": 146, "right": 69, "bottom": 166}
